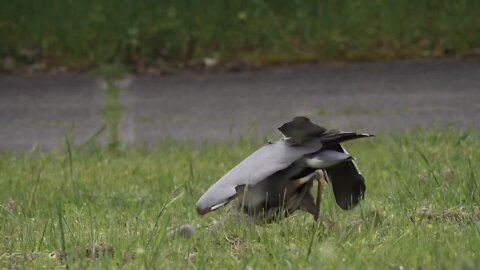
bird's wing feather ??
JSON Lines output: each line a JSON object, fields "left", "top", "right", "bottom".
{"left": 325, "top": 144, "right": 366, "bottom": 210}
{"left": 320, "top": 131, "right": 373, "bottom": 147}
{"left": 196, "top": 138, "right": 322, "bottom": 214}
{"left": 278, "top": 116, "right": 326, "bottom": 144}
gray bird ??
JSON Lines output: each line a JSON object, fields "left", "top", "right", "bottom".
{"left": 196, "top": 116, "right": 373, "bottom": 222}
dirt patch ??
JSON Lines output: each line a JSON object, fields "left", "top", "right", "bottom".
{"left": 411, "top": 206, "right": 480, "bottom": 224}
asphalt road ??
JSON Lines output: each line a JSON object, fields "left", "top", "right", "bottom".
{"left": 1, "top": 59, "right": 479, "bottom": 151}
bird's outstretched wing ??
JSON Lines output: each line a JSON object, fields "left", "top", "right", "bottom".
{"left": 325, "top": 144, "right": 366, "bottom": 210}
{"left": 279, "top": 116, "right": 372, "bottom": 146}
{"left": 278, "top": 116, "right": 326, "bottom": 145}
{"left": 196, "top": 138, "right": 322, "bottom": 214}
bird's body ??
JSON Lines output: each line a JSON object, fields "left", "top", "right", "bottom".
{"left": 196, "top": 137, "right": 323, "bottom": 214}
{"left": 235, "top": 170, "right": 323, "bottom": 222}
{"left": 196, "top": 116, "right": 373, "bottom": 222}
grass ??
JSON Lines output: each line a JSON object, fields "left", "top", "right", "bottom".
{"left": 0, "top": 128, "right": 479, "bottom": 269}
{"left": 98, "top": 63, "right": 126, "bottom": 151}
{"left": 1, "top": 0, "right": 480, "bottom": 71}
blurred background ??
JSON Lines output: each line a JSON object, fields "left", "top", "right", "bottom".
{"left": 1, "top": 0, "right": 479, "bottom": 151}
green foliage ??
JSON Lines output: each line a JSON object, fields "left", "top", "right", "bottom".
{"left": 1, "top": 0, "right": 480, "bottom": 69}
{"left": 96, "top": 62, "right": 127, "bottom": 151}
{"left": 101, "top": 81, "right": 123, "bottom": 151}
{"left": 0, "top": 128, "right": 479, "bottom": 268}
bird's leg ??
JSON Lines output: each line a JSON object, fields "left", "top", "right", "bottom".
{"left": 299, "top": 193, "right": 317, "bottom": 216}
{"left": 296, "top": 170, "right": 325, "bottom": 221}
{"left": 314, "top": 170, "right": 326, "bottom": 221}
{"left": 285, "top": 172, "right": 315, "bottom": 200}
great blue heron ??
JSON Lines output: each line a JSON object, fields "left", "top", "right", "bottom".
{"left": 196, "top": 116, "right": 373, "bottom": 222}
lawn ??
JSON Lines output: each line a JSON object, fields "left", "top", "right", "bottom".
{"left": 0, "top": 128, "right": 479, "bottom": 269}
{"left": 1, "top": 0, "right": 480, "bottom": 70}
